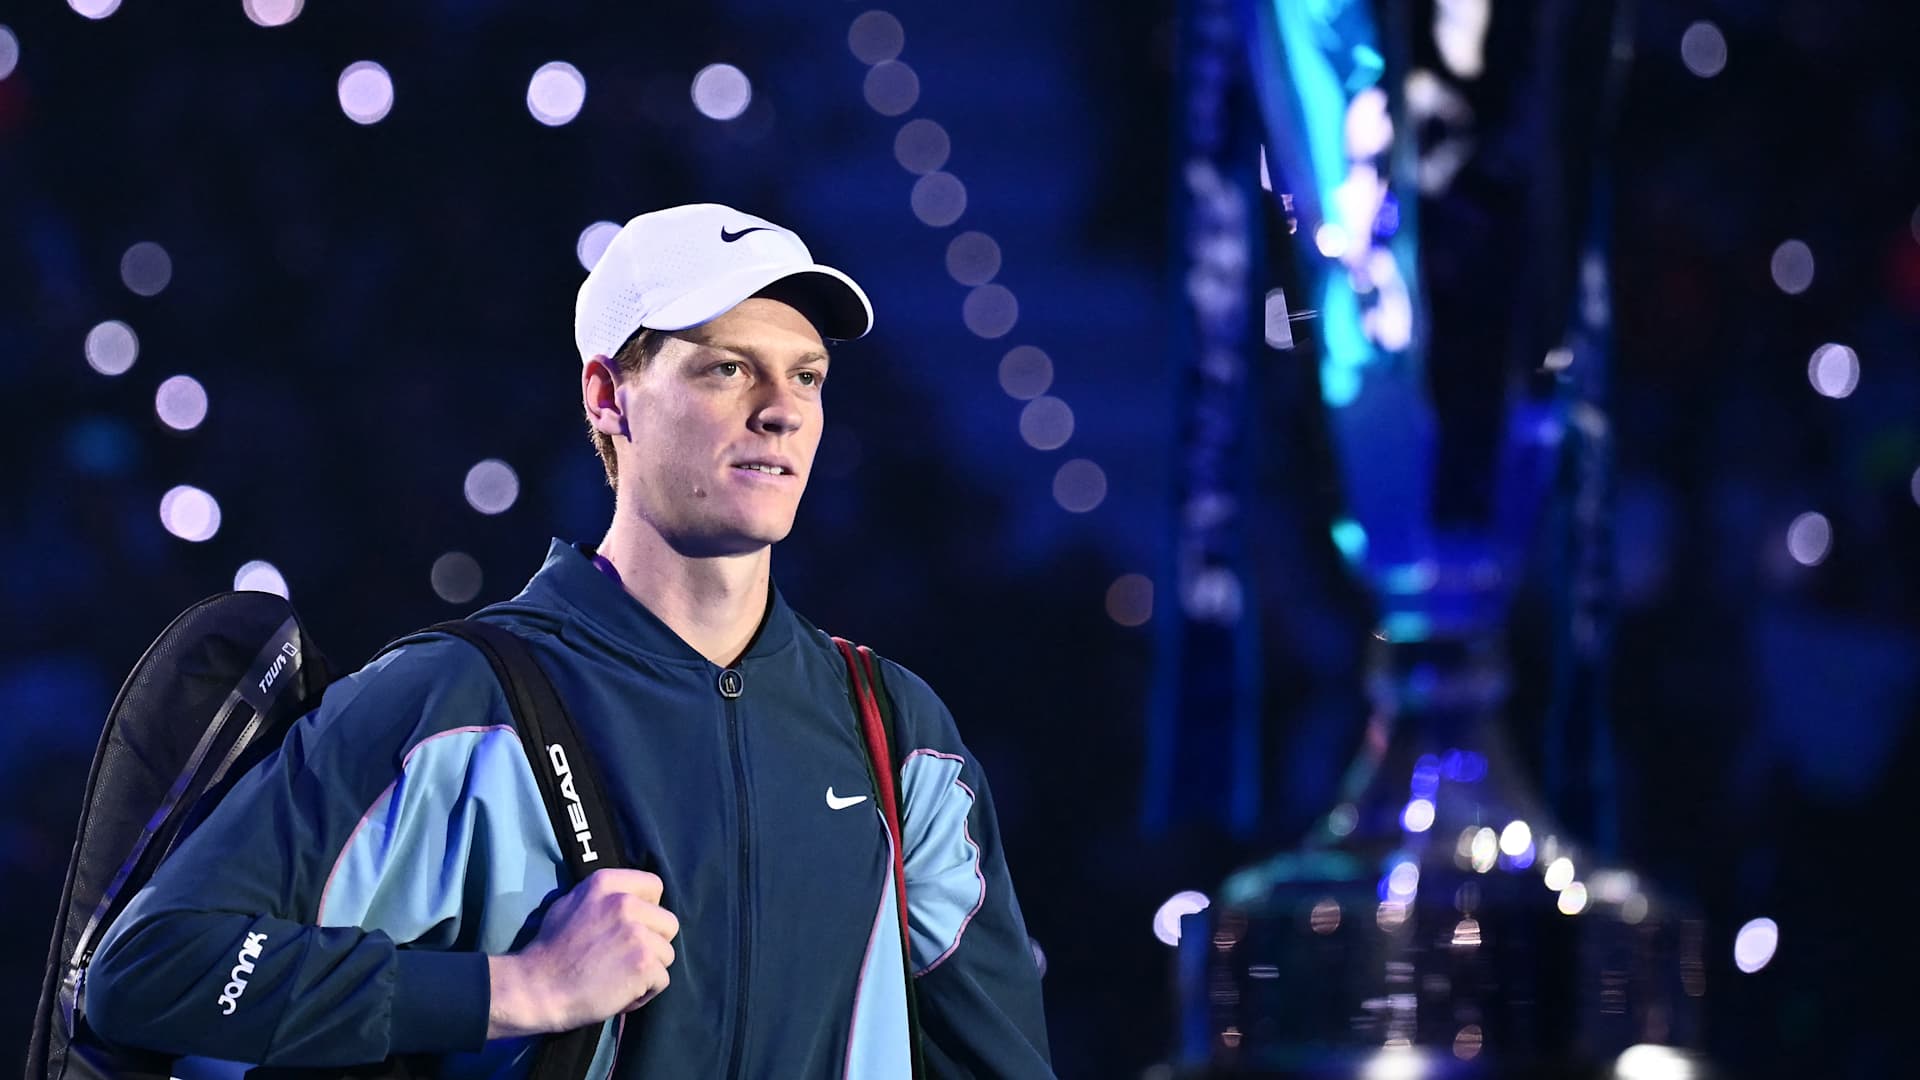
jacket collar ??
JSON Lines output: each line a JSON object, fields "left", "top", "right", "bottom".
{"left": 519, "top": 538, "right": 797, "bottom": 666}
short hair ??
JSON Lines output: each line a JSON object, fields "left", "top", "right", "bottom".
{"left": 588, "top": 328, "right": 666, "bottom": 489}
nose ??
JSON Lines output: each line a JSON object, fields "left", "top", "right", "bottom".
{"left": 749, "top": 381, "right": 805, "bottom": 435}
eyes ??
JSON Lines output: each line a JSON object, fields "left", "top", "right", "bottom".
{"left": 710, "top": 360, "right": 824, "bottom": 389}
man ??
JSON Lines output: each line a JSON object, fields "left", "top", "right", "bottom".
{"left": 85, "top": 204, "right": 1054, "bottom": 1078}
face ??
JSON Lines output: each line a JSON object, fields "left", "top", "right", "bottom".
{"left": 589, "top": 297, "right": 829, "bottom": 557}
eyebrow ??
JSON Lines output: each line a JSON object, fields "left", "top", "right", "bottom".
{"left": 690, "top": 341, "right": 830, "bottom": 368}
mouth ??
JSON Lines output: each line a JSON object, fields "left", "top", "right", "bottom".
{"left": 729, "top": 458, "right": 799, "bottom": 480}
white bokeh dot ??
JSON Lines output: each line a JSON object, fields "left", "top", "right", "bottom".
{"left": 1053, "top": 458, "right": 1107, "bottom": 513}
{"left": 1106, "top": 573, "right": 1154, "bottom": 627}
{"left": 120, "top": 241, "right": 173, "bottom": 297}
{"left": 894, "top": 118, "right": 950, "bottom": 175}
{"left": 1019, "top": 396, "right": 1074, "bottom": 451}
{"left": 998, "top": 346, "right": 1053, "bottom": 400}
{"left": 234, "top": 560, "right": 291, "bottom": 599}
{"left": 338, "top": 61, "right": 395, "bottom": 125}
{"left": 160, "top": 485, "right": 221, "bottom": 543}
{"left": 1910, "top": 465, "right": 1920, "bottom": 508}
{"left": 1786, "top": 512, "right": 1831, "bottom": 567}
{"left": 691, "top": 63, "right": 751, "bottom": 121}
{"left": 156, "top": 375, "right": 209, "bottom": 431}
{"left": 848, "top": 11, "right": 905, "bottom": 65}
{"left": 910, "top": 172, "right": 966, "bottom": 227}
{"left": 464, "top": 459, "right": 520, "bottom": 515}
{"left": 1734, "top": 917, "right": 1778, "bottom": 974}
{"left": 863, "top": 60, "right": 919, "bottom": 116}
{"left": 85, "top": 320, "right": 139, "bottom": 376}
{"left": 431, "top": 552, "right": 484, "bottom": 605}
{"left": 527, "top": 61, "right": 587, "bottom": 127}
{"left": 243, "top": 0, "right": 303, "bottom": 28}
{"left": 68, "top": 0, "right": 121, "bottom": 20}
{"left": 1807, "top": 343, "right": 1858, "bottom": 399}
{"left": 946, "top": 231, "right": 1001, "bottom": 285}
{"left": 1681, "top": 21, "right": 1728, "bottom": 78}
{"left": 1770, "top": 239, "right": 1814, "bottom": 295}
{"left": 963, "top": 284, "right": 1019, "bottom": 339}
{"left": 576, "top": 220, "right": 620, "bottom": 271}
{"left": 0, "top": 26, "right": 19, "bottom": 81}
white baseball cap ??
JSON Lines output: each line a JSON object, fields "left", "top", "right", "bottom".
{"left": 574, "top": 203, "right": 874, "bottom": 362}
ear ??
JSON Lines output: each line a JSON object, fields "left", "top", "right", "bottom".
{"left": 582, "top": 356, "right": 630, "bottom": 440}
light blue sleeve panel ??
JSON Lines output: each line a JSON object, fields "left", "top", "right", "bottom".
{"left": 898, "top": 750, "right": 986, "bottom": 975}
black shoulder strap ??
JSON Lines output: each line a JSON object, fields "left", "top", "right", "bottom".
{"left": 387, "top": 621, "right": 624, "bottom": 1080}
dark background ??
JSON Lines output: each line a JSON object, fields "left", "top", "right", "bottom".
{"left": 3, "top": 1, "right": 1916, "bottom": 1076}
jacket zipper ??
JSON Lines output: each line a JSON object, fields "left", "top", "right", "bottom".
{"left": 724, "top": 691, "right": 752, "bottom": 1080}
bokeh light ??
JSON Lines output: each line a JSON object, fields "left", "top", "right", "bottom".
{"left": 1151, "top": 890, "right": 1209, "bottom": 947}
{"left": 431, "top": 552, "right": 483, "bottom": 605}
{"left": 1621, "top": 893, "right": 1650, "bottom": 925}
{"left": 576, "top": 220, "right": 620, "bottom": 271}
{"left": 1543, "top": 856, "right": 1575, "bottom": 892}
{"left": 1786, "top": 511, "right": 1831, "bottom": 566}
{"left": 1401, "top": 798, "right": 1435, "bottom": 833}
{"left": 1328, "top": 802, "right": 1358, "bottom": 837}
{"left": 691, "top": 63, "right": 751, "bottom": 121}
{"left": 527, "top": 61, "right": 587, "bottom": 127}
{"left": 910, "top": 172, "right": 966, "bottom": 227}
{"left": 1106, "top": 573, "right": 1153, "bottom": 627}
{"left": 1806, "top": 343, "right": 1859, "bottom": 398}
{"left": 68, "top": 0, "right": 121, "bottom": 20}
{"left": 1680, "top": 21, "right": 1727, "bottom": 78}
{"left": 847, "top": 10, "right": 905, "bottom": 65}
{"left": 1470, "top": 827, "right": 1497, "bottom": 873}
{"left": 1052, "top": 458, "right": 1107, "bottom": 513}
{"left": 1615, "top": 1044, "right": 1697, "bottom": 1080}
{"left": 1734, "top": 917, "right": 1779, "bottom": 974}
{"left": 1769, "top": 239, "right": 1814, "bottom": 295}
{"left": 84, "top": 320, "right": 139, "bottom": 376}
{"left": 863, "top": 60, "right": 919, "bottom": 116}
{"left": 337, "top": 61, "right": 395, "bottom": 125}
{"left": 1314, "top": 223, "right": 1350, "bottom": 259}
{"left": 894, "top": 118, "right": 950, "bottom": 174}
{"left": 1386, "top": 861, "right": 1419, "bottom": 899}
{"left": 160, "top": 485, "right": 221, "bottom": 543}
{"left": 1557, "top": 881, "right": 1589, "bottom": 916}
{"left": 234, "top": 560, "right": 290, "bottom": 599}
{"left": 464, "top": 459, "right": 520, "bottom": 515}
{"left": 1499, "top": 819, "right": 1532, "bottom": 857}
{"left": 946, "top": 231, "right": 1001, "bottom": 286}
{"left": 963, "top": 284, "right": 1019, "bottom": 338}
{"left": 0, "top": 26, "right": 19, "bottom": 81}
{"left": 998, "top": 345, "right": 1053, "bottom": 400}
{"left": 1018, "top": 396, "right": 1074, "bottom": 451}
{"left": 120, "top": 241, "right": 173, "bottom": 297}
{"left": 1309, "top": 897, "right": 1341, "bottom": 934}
{"left": 1910, "top": 465, "right": 1920, "bottom": 508}
{"left": 155, "top": 375, "right": 209, "bottom": 431}
{"left": 242, "top": 0, "right": 303, "bottom": 28}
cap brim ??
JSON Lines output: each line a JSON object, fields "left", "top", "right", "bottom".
{"left": 644, "top": 263, "right": 874, "bottom": 342}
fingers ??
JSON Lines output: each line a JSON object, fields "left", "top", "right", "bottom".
{"left": 622, "top": 960, "right": 672, "bottom": 1013}
{"left": 583, "top": 868, "right": 664, "bottom": 904}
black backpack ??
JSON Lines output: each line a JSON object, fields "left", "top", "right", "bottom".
{"left": 26, "top": 591, "right": 625, "bottom": 1080}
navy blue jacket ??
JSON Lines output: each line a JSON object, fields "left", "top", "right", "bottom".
{"left": 87, "top": 540, "right": 1053, "bottom": 1078}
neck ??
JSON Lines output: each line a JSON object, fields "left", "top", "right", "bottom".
{"left": 595, "top": 515, "right": 772, "bottom": 667}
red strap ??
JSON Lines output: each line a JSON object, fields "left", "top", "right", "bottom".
{"left": 833, "top": 637, "right": 911, "bottom": 959}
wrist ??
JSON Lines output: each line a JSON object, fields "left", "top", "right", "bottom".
{"left": 486, "top": 952, "right": 551, "bottom": 1039}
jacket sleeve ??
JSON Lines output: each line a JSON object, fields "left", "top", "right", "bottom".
{"left": 84, "top": 639, "right": 512, "bottom": 1066}
{"left": 883, "top": 661, "right": 1054, "bottom": 1078}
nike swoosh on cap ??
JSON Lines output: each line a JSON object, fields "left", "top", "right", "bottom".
{"left": 720, "top": 225, "right": 776, "bottom": 243}
{"left": 825, "top": 787, "right": 868, "bottom": 810}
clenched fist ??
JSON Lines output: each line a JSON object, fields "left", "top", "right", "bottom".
{"left": 487, "top": 869, "right": 680, "bottom": 1038}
